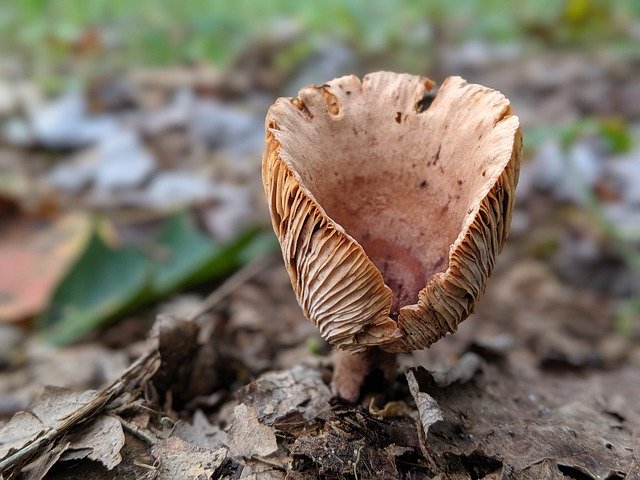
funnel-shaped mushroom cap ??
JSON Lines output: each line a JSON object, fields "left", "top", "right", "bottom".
{"left": 262, "top": 72, "right": 521, "bottom": 353}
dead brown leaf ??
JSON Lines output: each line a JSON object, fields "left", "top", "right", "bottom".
{"left": 418, "top": 361, "right": 639, "bottom": 478}
{"left": 61, "top": 414, "right": 126, "bottom": 469}
{"left": 237, "top": 364, "right": 332, "bottom": 425}
{"left": 406, "top": 369, "right": 443, "bottom": 439}
{"left": 238, "top": 454, "right": 288, "bottom": 479}
{"left": 0, "top": 411, "right": 44, "bottom": 459}
{"left": 151, "top": 436, "right": 226, "bottom": 480}
{"left": 0, "top": 213, "right": 91, "bottom": 323}
{"left": 172, "top": 410, "right": 227, "bottom": 452}
{"left": 227, "top": 403, "right": 278, "bottom": 458}
{"left": 20, "top": 442, "right": 70, "bottom": 480}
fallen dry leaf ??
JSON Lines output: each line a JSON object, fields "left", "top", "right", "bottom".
{"left": 0, "top": 387, "right": 119, "bottom": 478}
{"left": 172, "top": 410, "right": 227, "bottom": 452}
{"left": 19, "top": 442, "right": 69, "bottom": 480}
{"left": 0, "top": 411, "right": 45, "bottom": 459}
{"left": 226, "top": 403, "right": 278, "bottom": 458}
{"left": 237, "top": 364, "right": 331, "bottom": 425}
{"left": 238, "top": 457, "right": 287, "bottom": 479}
{"left": 30, "top": 387, "right": 97, "bottom": 429}
{"left": 60, "top": 414, "right": 125, "bottom": 469}
{"left": 423, "top": 361, "right": 639, "bottom": 479}
{"left": 151, "top": 435, "right": 226, "bottom": 480}
{"left": 406, "top": 369, "right": 444, "bottom": 439}
{"left": 431, "top": 352, "right": 483, "bottom": 387}
{"left": 0, "top": 213, "right": 91, "bottom": 322}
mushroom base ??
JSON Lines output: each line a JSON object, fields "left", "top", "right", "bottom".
{"left": 331, "top": 348, "right": 397, "bottom": 402}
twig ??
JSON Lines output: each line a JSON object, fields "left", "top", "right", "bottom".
{"left": 117, "top": 416, "right": 160, "bottom": 446}
{"left": 187, "top": 255, "right": 274, "bottom": 321}
{"left": 133, "top": 460, "right": 158, "bottom": 471}
{"left": 0, "top": 349, "right": 160, "bottom": 476}
{"left": 353, "top": 445, "right": 363, "bottom": 480}
{"left": 247, "top": 456, "right": 287, "bottom": 471}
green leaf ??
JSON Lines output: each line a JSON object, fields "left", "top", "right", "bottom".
{"left": 237, "top": 230, "right": 279, "bottom": 265}
{"left": 38, "top": 212, "right": 265, "bottom": 345}
{"left": 597, "top": 119, "right": 632, "bottom": 154}
{"left": 150, "top": 212, "right": 263, "bottom": 292}
{"left": 523, "top": 125, "right": 560, "bottom": 151}
{"left": 525, "top": 118, "right": 633, "bottom": 154}
{"left": 184, "top": 226, "right": 263, "bottom": 286}
{"left": 38, "top": 231, "right": 151, "bottom": 345}
{"left": 150, "top": 213, "right": 224, "bottom": 296}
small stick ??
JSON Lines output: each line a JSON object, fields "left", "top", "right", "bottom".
{"left": 187, "top": 255, "right": 273, "bottom": 321}
{"left": 117, "top": 416, "right": 159, "bottom": 446}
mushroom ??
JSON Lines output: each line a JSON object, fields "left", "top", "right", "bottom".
{"left": 262, "top": 72, "right": 521, "bottom": 400}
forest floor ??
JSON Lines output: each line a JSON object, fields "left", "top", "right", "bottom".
{"left": 1, "top": 16, "right": 640, "bottom": 479}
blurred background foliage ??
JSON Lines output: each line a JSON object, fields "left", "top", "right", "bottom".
{"left": 2, "top": 0, "right": 639, "bottom": 89}
{"left": 0, "top": 0, "right": 639, "bottom": 344}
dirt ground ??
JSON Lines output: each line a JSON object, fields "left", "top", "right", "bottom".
{"left": 1, "top": 212, "right": 639, "bottom": 479}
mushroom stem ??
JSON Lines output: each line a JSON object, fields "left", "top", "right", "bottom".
{"left": 331, "top": 348, "right": 397, "bottom": 402}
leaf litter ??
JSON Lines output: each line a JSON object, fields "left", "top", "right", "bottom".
{"left": 0, "top": 262, "right": 631, "bottom": 479}
{"left": 1, "top": 21, "right": 640, "bottom": 480}
{"left": 1, "top": 244, "right": 639, "bottom": 479}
